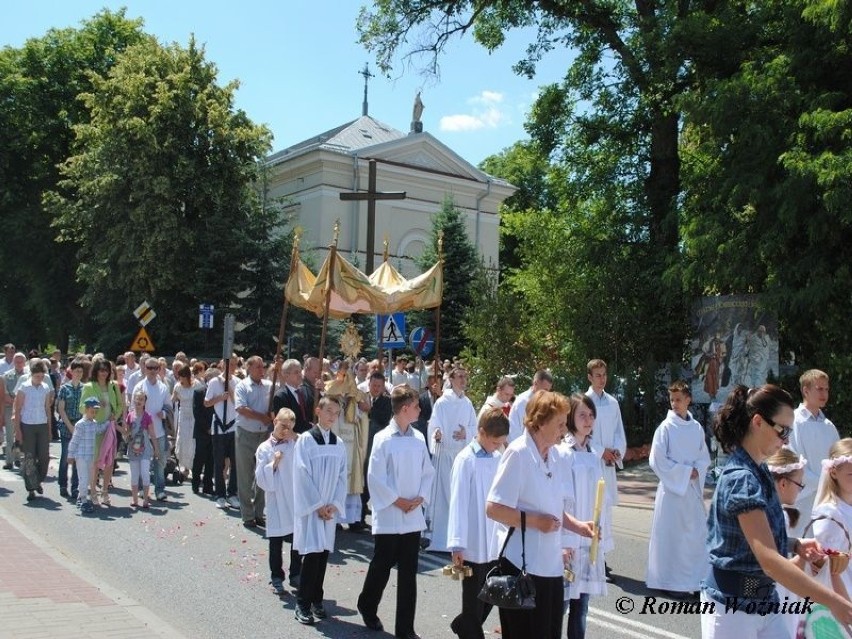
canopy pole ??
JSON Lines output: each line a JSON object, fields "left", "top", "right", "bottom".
{"left": 318, "top": 221, "right": 341, "bottom": 366}
{"left": 268, "top": 229, "right": 302, "bottom": 413}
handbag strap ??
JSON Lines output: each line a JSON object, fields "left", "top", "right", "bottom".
{"left": 496, "top": 511, "right": 528, "bottom": 572}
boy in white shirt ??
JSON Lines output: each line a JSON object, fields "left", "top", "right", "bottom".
{"left": 357, "top": 385, "right": 435, "bottom": 639}
{"left": 448, "top": 407, "right": 509, "bottom": 639}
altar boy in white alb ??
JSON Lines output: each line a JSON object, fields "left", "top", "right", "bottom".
{"left": 358, "top": 385, "right": 435, "bottom": 639}
{"left": 447, "top": 407, "right": 509, "bottom": 639}
{"left": 292, "top": 397, "right": 347, "bottom": 626}
{"left": 646, "top": 380, "right": 710, "bottom": 597}
{"left": 585, "top": 359, "right": 626, "bottom": 578}
{"left": 427, "top": 367, "right": 478, "bottom": 552}
{"left": 254, "top": 408, "right": 298, "bottom": 596}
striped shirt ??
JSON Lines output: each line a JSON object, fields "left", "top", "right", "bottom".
{"left": 68, "top": 417, "right": 108, "bottom": 459}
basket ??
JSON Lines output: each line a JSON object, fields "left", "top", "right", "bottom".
{"left": 804, "top": 515, "right": 852, "bottom": 575}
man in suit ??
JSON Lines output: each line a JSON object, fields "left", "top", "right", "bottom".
{"left": 301, "top": 356, "right": 324, "bottom": 423}
{"left": 272, "top": 359, "right": 313, "bottom": 434}
{"left": 413, "top": 374, "right": 441, "bottom": 445}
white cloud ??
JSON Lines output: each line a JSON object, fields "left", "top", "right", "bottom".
{"left": 440, "top": 90, "right": 508, "bottom": 132}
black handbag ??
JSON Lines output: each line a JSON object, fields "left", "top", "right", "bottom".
{"left": 477, "top": 511, "right": 537, "bottom": 610}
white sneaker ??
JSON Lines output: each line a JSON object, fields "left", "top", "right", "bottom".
{"left": 216, "top": 497, "right": 227, "bottom": 509}
{"left": 227, "top": 495, "right": 240, "bottom": 509}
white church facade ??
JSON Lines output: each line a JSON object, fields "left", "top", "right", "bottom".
{"left": 264, "top": 114, "right": 515, "bottom": 277}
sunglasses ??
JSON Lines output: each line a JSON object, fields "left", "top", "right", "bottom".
{"left": 788, "top": 478, "right": 806, "bottom": 490}
{"left": 146, "top": 365, "right": 159, "bottom": 370}
{"left": 762, "top": 415, "right": 792, "bottom": 441}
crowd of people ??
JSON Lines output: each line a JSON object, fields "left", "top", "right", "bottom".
{"left": 2, "top": 339, "right": 851, "bottom": 638}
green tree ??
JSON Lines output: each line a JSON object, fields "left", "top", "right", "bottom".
{"left": 46, "top": 36, "right": 274, "bottom": 356}
{"left": 0, "top": 9, "right": 146, "bottom": 349}
{"left": 416, "top": 196, "right": 478, "bottom": 360}
{"left": 678, "top": 0, "right": 852, "bottom": 428}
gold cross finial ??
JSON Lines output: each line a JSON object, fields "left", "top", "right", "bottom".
{"left": 332, "top": 219, "right": 341, "bottom": 245}
{"left": 382, "top": 233, "right": 390, "bottom": 262}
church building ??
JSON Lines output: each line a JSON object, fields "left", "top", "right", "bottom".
{"left": 264, "top": 93, "right": 515, "bottom": 277}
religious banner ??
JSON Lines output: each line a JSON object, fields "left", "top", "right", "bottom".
{"left": 284, "top": 249, "right": 443, "bottom": 318}
{"left": 690, "top": 295, "right": 779, "bottom": 404}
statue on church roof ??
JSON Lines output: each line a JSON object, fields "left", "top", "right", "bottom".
{"left": 412, "top": 91, "right": 424, "bottom": 123}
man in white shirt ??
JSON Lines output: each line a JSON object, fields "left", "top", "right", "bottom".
{"left": 585, "top": 358, "right": 626, "bottom": 580}
{"left": 507, "top": 369, "right": 552, "bottom": 442}
{"left": 234, "top": 355, "right": 273, "bottom": 528}
{"left": 0, "top": 343, "right": 16, "bottom": 376}
{"left": 788, "top": 368, "right": 839, "bottom": 536}
{"left": 135, "top": 357, "right": 172, "bottom": 500}
{"left": 123, "top": 351, "right": 139, "bottom": 378}
{"left": 205, "top": 355, "right": 239, "bottom": 509}
{"left": 391, "top": 356, "right": 409, "bottom": 387}
{"left": 357, "top": 385, "right": 434, "bottom": 639}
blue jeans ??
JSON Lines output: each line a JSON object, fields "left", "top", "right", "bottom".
{"left": 151, "top": 435, "right": 168, "bottom": 495}
{"left": 58, "top": 433, "right": 79, "bottom": 493}
{"left": 565, "top": 593, "right": 589, "bottom": 639}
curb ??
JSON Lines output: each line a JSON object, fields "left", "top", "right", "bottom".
{"left": 0, "top": 508, "right": 188, "bottom": 639}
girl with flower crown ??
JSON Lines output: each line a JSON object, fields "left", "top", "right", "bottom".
{"left": 810, "top": 439, "right": 852, "bottom": 601}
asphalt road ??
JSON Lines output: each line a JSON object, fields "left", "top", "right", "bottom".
{"left": 0, "top": 443, "right": 702, "bottom": 639}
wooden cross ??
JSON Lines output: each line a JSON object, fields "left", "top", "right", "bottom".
{"left": 339, "top": 159, "right": 406, "bottom": 273}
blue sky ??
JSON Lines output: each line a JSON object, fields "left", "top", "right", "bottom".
{"left": 3, "top": 1, "right": 570, "bottom": 166}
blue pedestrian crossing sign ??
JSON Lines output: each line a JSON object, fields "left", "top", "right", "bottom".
{"left": 409, "top": 326, "right": 434, "bottom": 357}
{"left": 376, "top": 313, "right": 406, "bottom": 348}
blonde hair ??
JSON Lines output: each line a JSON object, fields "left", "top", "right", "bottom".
{"left": 800, "top": 369, "right": 829, "bottom": 391}
{"left": 815, "top": 438, "right": 852, "bottom": 507}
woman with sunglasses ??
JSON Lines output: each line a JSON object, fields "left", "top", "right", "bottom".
{"left": 701, "top": 384, "right": 852, "bottom": 638}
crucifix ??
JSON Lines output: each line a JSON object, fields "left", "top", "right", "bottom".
{"left": 339, "top": 158, "right": 406, "bottom": 273}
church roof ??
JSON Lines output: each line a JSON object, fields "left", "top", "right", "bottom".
{"left": 267, "top": 115, "right": 405, "bottom": 165}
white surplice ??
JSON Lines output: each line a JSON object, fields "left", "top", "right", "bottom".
{"left": 558, "top": 437, "right": 611, "bottom": 599}
{"left": 292, "top": 429, "right": 347, "bottom": 554}
{"left": 447, "top": 442, "right": 501, "bottom": 564}
{"left": 368, "top": 419, "right": 435, "bottom": 535}
{"left": 586, "top": 387, "right": 627, "bottom": 507}
{"left": 811, "top": 499, "right": 852, "bottom": 599}
{"left": 646, "top": 410, "right": 710, "bottom": 592}
{"left": 427, "top": 389, "right": 478, "bottom": 552}
{"left": 507, "top": 387, "right": 533, "bottom": 443}
{"left": 254, "top": 437, "right": 296, "bottom": 538}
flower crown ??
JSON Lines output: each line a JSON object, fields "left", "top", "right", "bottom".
{"left": 768, "top": 455, "right": 807, "bottom": 475}
{"left": 822, "top": 455, "right": 852, "bottom": 470}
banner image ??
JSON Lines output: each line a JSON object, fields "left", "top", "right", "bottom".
{"left": 690, "top": 295, "right": 779, "bottom": 404}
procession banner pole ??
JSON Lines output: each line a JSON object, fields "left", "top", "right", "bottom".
{"left": 268, "top": 229, "right": 302, "bottom": 413}
{"left": 433, "top": 231, "right": 444, "bottom": 377}
{"left": 317, "top": 221, "right": 341, "bottom": 366}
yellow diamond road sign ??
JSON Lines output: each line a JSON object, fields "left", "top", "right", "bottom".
{"left": 133, "top": 301, "right": 156, "bottom": 326}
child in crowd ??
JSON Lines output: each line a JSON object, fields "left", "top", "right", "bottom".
{"left": 810, "top": 439, "right": 852, "bottom": 601}
{"left": 646, "top": 380, "right": 710, "bottom": 598}
{"left": 560, "top": 393, "right": 611, "bottom": 639}
{"left": 447, "top": 407, "right": 509, "bottom": 639}
{"left": 68, "top": 397, "right": 108, "bottom": 514}
{"left": 123, "top": 390, "right": 158, "bottom": 509}
{"left": 292, "top": 397, "right": 347, "bottom": 625}
{"left": 255, "top": 408, "right": 298, "bottom": 596}
{"left": 767, "top": 447, "right": 809, "bottom": 638}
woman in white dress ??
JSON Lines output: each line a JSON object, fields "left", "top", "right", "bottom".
{"left": 171, "top": 364, "right": 197, "bottom": 478}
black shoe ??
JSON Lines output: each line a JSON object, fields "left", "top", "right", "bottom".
{"left": 59, "top": 487, "right": 69, "bottom": 498}
{"left": 348, "top": 521, "right": 367, "bottom": 532}
{"left": 192, "top": 484, "right": 200, "bottom": 494}
{"left": 661, "top": 590, "right": 691, "bottom": 601}
{"left": 294, "top": 607, "right": 314, "bottom": 625}
{"left": 358, "top": 605, "right": 383, "bottom": 632}
{"left": 26, "top": 491, "right": 35, "bottom": 502}
{"left": 36, "top": 484, "right": 43, "bottom": 495}
{"left": 310, "top": 603, "right": 328, "bottom": 619}
{"left": 243, "top": 519, "right": 258, "bottom": 528}
{"left": 255, "top": 516, "right": 266, "bottom": 527}
{"left": 2, "top": 463, "right": 12, "bottom": 470}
